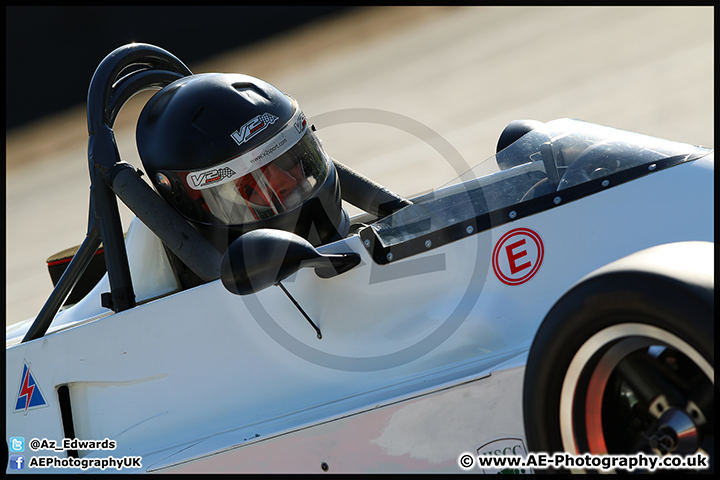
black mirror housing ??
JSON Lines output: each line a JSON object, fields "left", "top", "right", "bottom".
{"left": 220, "top": 229, "right": 360, "bottom": 295}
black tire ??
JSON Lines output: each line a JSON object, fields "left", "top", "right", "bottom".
{"left": 524, "top": 264, "right": 714, "bottom": 473}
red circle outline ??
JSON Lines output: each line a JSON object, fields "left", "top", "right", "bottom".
{"left": 492, "top": 228, "right": 544, "bottom": 285}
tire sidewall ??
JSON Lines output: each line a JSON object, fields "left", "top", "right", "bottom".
{"left": 523, "top": 271, "right": 714, "bottom": 468}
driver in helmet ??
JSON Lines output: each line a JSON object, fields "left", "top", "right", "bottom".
{"left": 136, "top": 73, "right": 348, "bottom": 252}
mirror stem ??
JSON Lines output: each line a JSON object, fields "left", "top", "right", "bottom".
{"left": 277, "top": 282, "right": 322, "bottom": 340}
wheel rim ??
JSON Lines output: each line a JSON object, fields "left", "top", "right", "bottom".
{"left": 559, "top": 323, "right": 713, "bottom": 470}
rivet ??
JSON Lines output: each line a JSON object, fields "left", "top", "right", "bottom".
{"left": 509, "top": 210, "right": 517, "bottom": 219}
{"left": 553, "top": 196, "right": 562, "bottom": 205}
{"left": 466, "top": 225, "right": 474, "bottom": 234}
{"left": 648, "top": 164, "right": 657, "bottom": 171}
{"left": 425, "top": 240, "right": 432, "bottom": 248}
{"left": 601, "top": 179, "right": 610, "bottom": 187}
{"left": 386, "top": 252, "right": 393, "bottom": 262}
{"left": 364, "top": 239, "right": 371, "bottom": 248}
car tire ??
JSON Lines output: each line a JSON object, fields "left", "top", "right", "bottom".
{"left": 523, "top": 244, "right": 713, "bottom": 473}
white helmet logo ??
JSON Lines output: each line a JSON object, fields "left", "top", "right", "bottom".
{"left": 230, "top": 113, "right": 279, "bottom": 146}
{"left": 190, "top": 167, "right": 237, "bottom": 188}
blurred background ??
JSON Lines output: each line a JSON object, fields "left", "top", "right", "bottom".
{"left": 6, "top": 6, "right": 353, "bottom": 131}
{"left": 6, "top": 6, "right": 714, "bottom": 326}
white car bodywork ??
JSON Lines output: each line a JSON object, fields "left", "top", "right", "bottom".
{"left": 6, "top": 119, "right": 713, "bottom": 473}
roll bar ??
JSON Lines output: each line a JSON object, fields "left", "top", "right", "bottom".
{"left": 23, "top": 43, "right": 223, "bottom": 342}
{"left": 21, "top": 43, "right": 413, "bottom": 343}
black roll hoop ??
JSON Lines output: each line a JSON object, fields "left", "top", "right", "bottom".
{"left": 23, "top": 43, "right": 222, "bottom": 342}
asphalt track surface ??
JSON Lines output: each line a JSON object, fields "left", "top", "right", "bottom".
{"left": 5, "top": 6, "right": 714, "bottom": 328}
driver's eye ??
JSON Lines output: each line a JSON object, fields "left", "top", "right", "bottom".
{"left": 242, "top": 184, "right": 257, "bottom": 198}
{"left": 275, "top": 156, "right": 299, "bottom": 171}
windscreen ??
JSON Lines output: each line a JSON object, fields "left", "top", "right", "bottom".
{"left": 371, "top": 119, "right": 711, "bottom": 247}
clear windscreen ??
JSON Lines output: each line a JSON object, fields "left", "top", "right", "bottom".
{"left": 371, "top": 119, "right": 711, "bottom": 247}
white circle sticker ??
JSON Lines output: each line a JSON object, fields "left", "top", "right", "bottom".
{"left": 492, "top": 228, "right": 544, "bottom": 285}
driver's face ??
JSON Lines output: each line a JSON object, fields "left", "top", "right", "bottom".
{"left": 236, "top": 159, "right": 305, "bottom": 208}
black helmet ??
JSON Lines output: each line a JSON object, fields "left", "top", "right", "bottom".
{"left": 136, "top": 73, "right": 348, "bottom": 249}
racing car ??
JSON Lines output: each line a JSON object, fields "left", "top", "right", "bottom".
{"left": 6, "top": 43, "right": 713, "bottom": 474}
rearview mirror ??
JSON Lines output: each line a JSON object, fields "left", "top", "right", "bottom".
{"left": 220, "top": 229, "right": 361, "bottom": 295}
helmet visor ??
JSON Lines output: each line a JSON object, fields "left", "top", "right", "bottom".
{"left": 157, "top": 110, "right": 330, "bottom": 225}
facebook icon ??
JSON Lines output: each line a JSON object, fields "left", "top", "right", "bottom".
{"left": 10, "top": 455, "right": 25, "bottom": 470}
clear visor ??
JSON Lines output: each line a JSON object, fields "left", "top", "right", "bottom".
{"left": 157, "top": 110, "right": 330, "bottom": 225}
